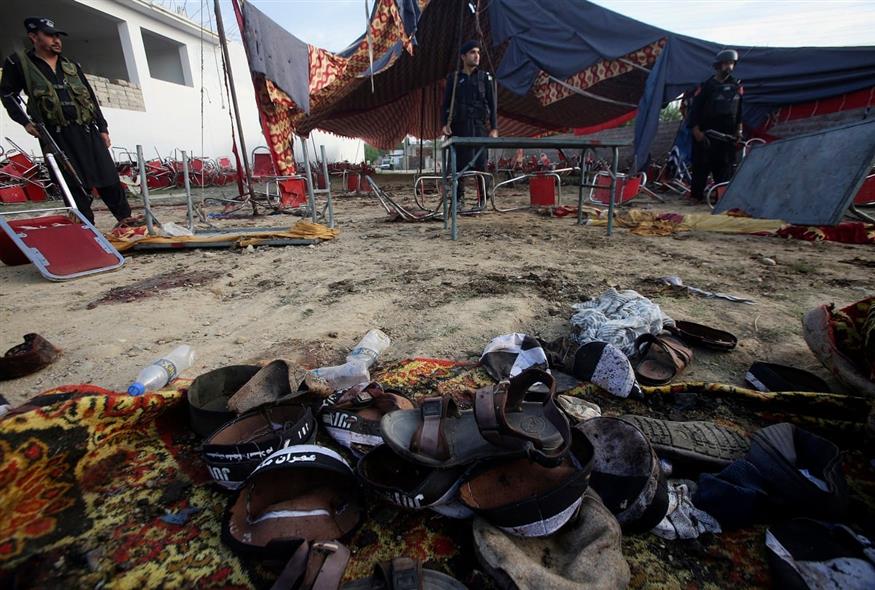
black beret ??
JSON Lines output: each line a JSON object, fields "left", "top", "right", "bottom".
{"left": 460, "top": 40, "right": 481, "bottom": 55}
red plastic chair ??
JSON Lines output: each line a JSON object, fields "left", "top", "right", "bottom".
{"left": 589, "top": 171, "right": 645, "bottom": 205}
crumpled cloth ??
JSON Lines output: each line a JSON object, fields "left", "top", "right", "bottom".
{"left": 570, "top": 288, "right": 674, "bottom": 357}
{"left": 652, "top": 480, "right": 721, "bottom": 540}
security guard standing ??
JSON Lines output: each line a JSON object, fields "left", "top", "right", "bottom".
{"left": 441, "top": 40, "right": 498, "bottom": 208}
{"left": 1, "top": 17, "right": 132, "bottom": 224}
{"left": 687, "top": 49, "right": 744, "bottom": 203}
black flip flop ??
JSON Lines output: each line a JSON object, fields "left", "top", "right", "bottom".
{"left": 745, "top": 362, "right": 831, "bottom": 392}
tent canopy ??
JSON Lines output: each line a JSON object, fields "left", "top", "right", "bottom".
{"left": 236, "top": 0, "right": 875, "bottom": 173}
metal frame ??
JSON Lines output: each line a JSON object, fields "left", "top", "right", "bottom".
{"left": 413, "top": 171, "right": 491, "bottom": 214}
{"left": 587, "top": 170, "right": 648, "bottom": 206}
{"left": 491, "top": 171, "right": 564, "bottom": 212}
{"left": 135, "top": 139, "right": 336, "bottom": 238}
{"left": 368, "top": 175, "right": 444, "bottom": 222}
{"left": 0, "top": 207, "right": 125, "bottom": 281}
{"left": 441, "top": 136, "right": 629, "bottom": 240}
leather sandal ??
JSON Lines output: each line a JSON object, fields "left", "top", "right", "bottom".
{"left": 342, "top": 557, "right": 466, "bottom": 590}
{"left": 322, "top": 382, "right": 415, "bottom": 456}
{"left": 222, "top": 444, "right": 362, "bottom": 559}
{"left": 379, "top": 368, "right": 571, "bottom": 468}
{"left": 0, "top": 333, "right": 61, "bottom": 381}
{"left": 458, "top": 428, "right": 594, "bottom": 537}
{"left": 270, "top": 540, "right": 351, "bottom": 590}
{"left": 634, "top": 333, "right": 693, "bottom": 385}
{"left": 203, "top": 401, "right": 317, "bottom": 490}
{"left": 358, "top": 444, "right": 473, "bottom": 518}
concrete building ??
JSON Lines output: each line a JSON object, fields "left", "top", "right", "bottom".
{"left": 0, "top": 0, "right": 362, "bottom": 165}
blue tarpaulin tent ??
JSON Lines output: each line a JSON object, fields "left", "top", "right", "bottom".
{"left": 489, "top": 0, "right": 875, "bottom": 169}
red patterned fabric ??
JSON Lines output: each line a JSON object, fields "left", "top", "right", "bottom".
{"left": 776, "top": 221, "right": 875, "bottom": 244}
{"left": 534, "top": 40, "right": 665, "bottom": 107}
{"left": 236, "top": 2, "right": 662, "bottom": 161}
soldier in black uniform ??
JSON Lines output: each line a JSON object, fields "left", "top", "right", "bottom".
{"left": 1, "top": 17, "right": 132, "bottom": 224}
{"left": 440, "top": 40, "right": 498, "bottom": 207}
{"left": 687, "top": 49, "right": 744, "bottom": 203}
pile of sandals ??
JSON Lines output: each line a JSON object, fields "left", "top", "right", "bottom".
{"left": 183, "top": 317, "right": 863, "bottom": 589}
{"left": 185, "top": 356, "right": 706, "bottom": 588}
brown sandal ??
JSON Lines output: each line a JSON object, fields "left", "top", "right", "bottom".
{"left": 379, "top": 369, "right": 571, "bottom": 468}
{"left": 634, "top": 333, "right": 693, "bottom": 385}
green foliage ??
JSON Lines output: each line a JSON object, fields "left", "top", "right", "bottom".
{"left": 660, "top": 102, "right": 684, "bottom": 122}
{"left": 364, "top": 144, "right": 383, "bottom": 163}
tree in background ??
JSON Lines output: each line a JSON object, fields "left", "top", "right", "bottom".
{"left": 364, "top": 144, "right": 383, "bottom": 164}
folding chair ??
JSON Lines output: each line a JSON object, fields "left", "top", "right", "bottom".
{"left": 251, "top": 146, "right": 310, "bottom": 210}
{"left": 491, "top": 171, "right": 565, "bottom": 212}
{"left": 588, "top": 171, "right": 648, "bottom": 206}
{"left": 0, "top": 154, "right": 124, "bottom": 281}
{"left": 0, "top": 146, "right": 49, "bottom": 202}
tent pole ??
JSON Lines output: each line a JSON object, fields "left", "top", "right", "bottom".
{"left": 213, "top": 0, "right": 257, "bottom": 215}
{"left": 320, "top": 144, "right": 335, "bottom": 228}
{"left": 301, "top": 137, "right": 318, "bottom": 223}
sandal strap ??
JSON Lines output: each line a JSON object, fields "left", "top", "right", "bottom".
{"left": 475, "top": 369, "right": 569, "bottom": 463}
{"left": 270, "top": 541, "right": 350, "bottom": 590}
{"left": 410, "top": 397, "right": 456, "bottom": 461}
{"left": 635, "top": 334, "right": 691, "bottom": 380}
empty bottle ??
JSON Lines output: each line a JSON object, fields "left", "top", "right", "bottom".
{"left": 346, "top": 329, "right": 391, "bottom": 368}
{"left": 306, "top": 361, "right": 371, "bottom": 393}
{"left": 128, "top": 344, "right": 195, "bottom": 396}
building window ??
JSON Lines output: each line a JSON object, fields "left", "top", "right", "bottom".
{"left": 141, "top": 28, "right": 191, "bottom": 86}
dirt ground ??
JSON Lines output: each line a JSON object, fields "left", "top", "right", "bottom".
{"left": 1, "top": 174, "right": 874, "bottom": 406}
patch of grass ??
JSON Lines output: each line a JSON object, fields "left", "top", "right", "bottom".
{"left": 301, "top": 308, "right": 314, "bottom": 318}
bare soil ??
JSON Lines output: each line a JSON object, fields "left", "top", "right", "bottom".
{"left": 2, "top": 176, "right": 874, "bottom": 405}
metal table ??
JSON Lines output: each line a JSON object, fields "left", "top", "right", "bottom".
{"left": 440, "top": 136, "right": 631, "bottom": 239}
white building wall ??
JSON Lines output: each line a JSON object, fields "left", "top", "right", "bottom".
{"left": 0, "top": 0, "right": 362, "bottom": 164}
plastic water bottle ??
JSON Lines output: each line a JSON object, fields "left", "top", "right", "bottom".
{"left": 304, "top": 330, "right": 390, "bottom": 394}
{"left": 128, "top": 345, "right": 195, "bottom": 396}
{"left": 306, "top": 361, "right": 371, "bottom": 393}
{"left": 346, "top": 329, "right": 391, "bottom": 368}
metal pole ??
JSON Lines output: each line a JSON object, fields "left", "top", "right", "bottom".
{"left": 577, "top": 149, "right": 585, "bottom": 225}
{"left": 441, "top": 140, "right": 449, "bottom": 228}
{"left": 300, "top": 137, "right": 317, "bottom": 222}
{"left": 607, "top": 146, "right": 619, "bottom": 236}
{"left": 450, "top": 145, "right": 458, "bottom": 240}
{"left": 214, "top": 0, "right": 257, "bottom": 215}
{"left": 320, "top": 144, "right": 335, "bottom": 228}
{"left": 136, "top": 144, "right": 156, "bottom": 235}
{"left": 45, "top": 153, "right": 78, "bottom": 212}
{"left": 182, "top": 150, "right": 194, "bottom": 232}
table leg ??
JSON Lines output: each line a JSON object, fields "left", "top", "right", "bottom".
{"left": 451, "top": 146, "right": 458, "bottom": 241}
{"left": 607, "top": 146, "right": 619, "bottom": 236}
{"left": 442, "top": 145, "right": 449, "bottom": 228}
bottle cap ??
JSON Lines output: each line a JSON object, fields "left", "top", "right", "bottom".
{"left": 128, "top": 382, "right": 145, "bottom": 396}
